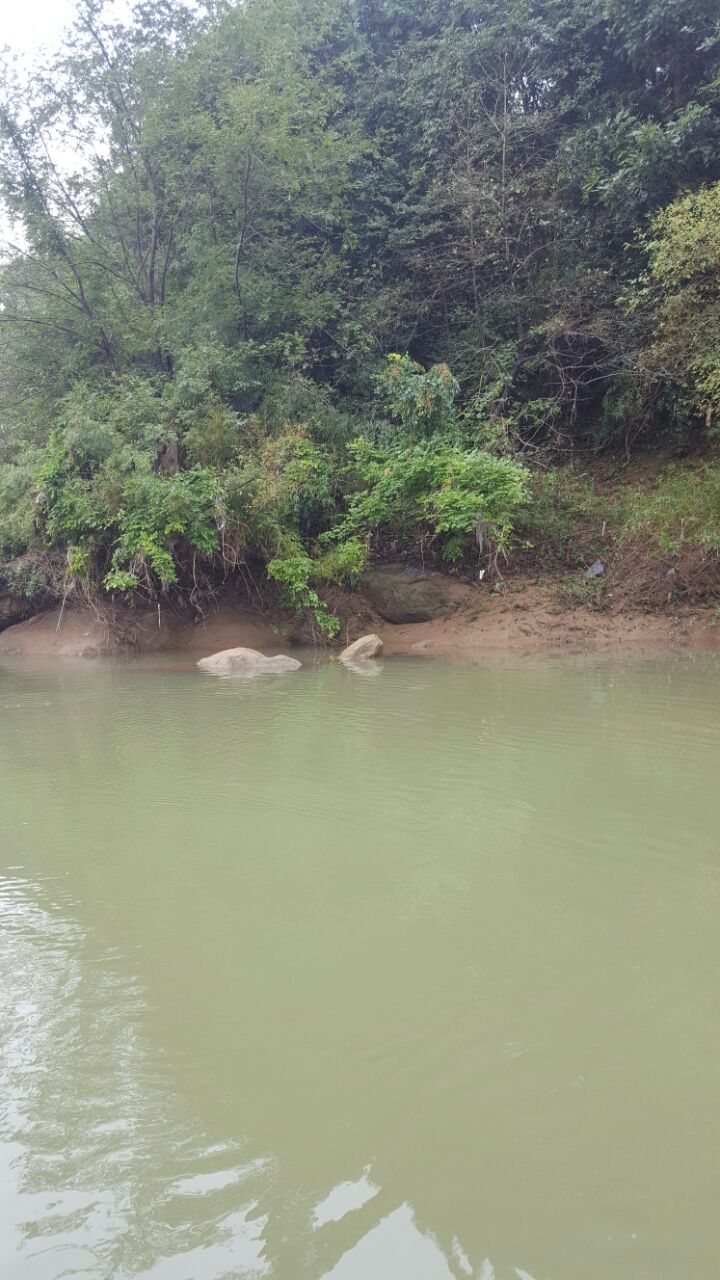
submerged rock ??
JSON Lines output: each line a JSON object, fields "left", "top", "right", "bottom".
{"left": 197, "top": 647, "right": 301, "bottom": 676}
{"left": 341, "top": 659, "right": 383, "bottom": 677}
{"left": 361, "top": 567, "right": 458, "bottom": 624}
{"left": 339, "top": 633, "right": 383, "bottom": 663}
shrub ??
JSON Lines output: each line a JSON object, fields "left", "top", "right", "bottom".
{"left": 376, "top": 354, "right": 460, "bottom": 438}
{"left": 337, "top": 436, "right": 529, "bottom": 562}
{"left": 312, "top": 537, "right": 368, "bottom": 588}
{"left": 104, "top": 468, "right": 219, "bottom": 591}
{"left": 267, "top": 551, "right": 340, "bottom": 638}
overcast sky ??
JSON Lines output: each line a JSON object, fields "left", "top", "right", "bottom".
{"left": 3, "top": 0, "right": 78, "bottom": 57}
{"left": 4, "top": 1, "right": 135, "bottom": 61}
{"left": 1, "top": 1, "right": 119, "bottom": 242}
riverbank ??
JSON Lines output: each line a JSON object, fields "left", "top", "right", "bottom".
{"left": 2, "top": 574, "right": 718, "bottom": 660}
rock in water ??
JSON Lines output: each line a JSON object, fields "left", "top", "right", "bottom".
{"left": 197, "top": 647, "right": 301, "bottom": 676}
{"left": 361, "top": 568, "right": 458, "bottom": 624}
{"left": 341, "top": 659, "right": 383, "bottom": 677}
{"left": 339, "top": 634, "right": 383, "bottom": 663}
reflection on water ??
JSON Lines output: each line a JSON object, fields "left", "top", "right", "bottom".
{"left": 1, "top": 654, "right": 720, "bottom": 1278}
{"left": 312, "top": 1169, "right": 379, "bottom": 1228}
{"left": 0, "top": 884, "right": 269, "bottom": 1280}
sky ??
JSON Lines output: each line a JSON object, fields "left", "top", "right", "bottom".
{"left": 3, "top": 0, "right": 78, "bottom": 57}
{"left": 3, "top": 0, "right": 134, "bottom": 61}
{"left": 0, "top": 0, "right": 112, "bottom": 242}
{"left": 0, "top": 2, "right": 75, "bottom": 242}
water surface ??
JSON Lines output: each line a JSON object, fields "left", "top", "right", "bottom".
{"left": 1, "top": 654, "right": 719, "bottom": 1279}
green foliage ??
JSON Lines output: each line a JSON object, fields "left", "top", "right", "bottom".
{"left": 340, "top": 437, "right": 529, "bottom": 560}
{"left": 35, "top": 411, "right": 220, "bottom": 593}
{"left": 621, "top": 463, "right": 720, "bottom": 553}
{"left": 520, "top": 459, "right": 720, "bottom": 587}
{"left": 312, "top": 537, "right": 368, "bottom": 587}
{"left": 1, "top": 0, "right": 719, "bottom": 461}
{"left": 1, "top": 0, "right": 720, "bottom": 624}
{"left": 377, "top": 356, "right": 460, "bottom": 438}
{"left": 105, "top": 469, "right": 219, "bottom": 591}
{"left": 0, "top": 451, "right": 42, "bottom": 559}
{"left": 267, "top": 552, "right": 340, "bottom": 638}
{"left": 184, "top": 405, "right": 243, "bottom": 468}
{"left": 224, "top": 427, "right": 339, "bottom": 555}
{"left": 645, "top": 184, "right": 720, "bottom": 422}
{"left": 517, "top": 469, "right": 615, "bottom": 567}
{"left": 1, "top": 551, "right": 58, "bottom": 602}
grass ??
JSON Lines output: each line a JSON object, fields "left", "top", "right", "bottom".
{"left": 520, "top": 457, "right": 720, "bottom": 610}
{"left": 620, "top": 461, "right": 720, "bottom": 553}
{"left": 515, "top": 467, "right": 615, "bottom": 569}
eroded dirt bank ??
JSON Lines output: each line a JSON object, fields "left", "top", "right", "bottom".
{"left": 1, "top": 576, "right": 718, "bottom": 660}
{"left": 373, "top": 579, "right": 720, "bottom": 657}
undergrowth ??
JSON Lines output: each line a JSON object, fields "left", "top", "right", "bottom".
{"left": 3, "top": 358, "right": 720, "bottom": 628}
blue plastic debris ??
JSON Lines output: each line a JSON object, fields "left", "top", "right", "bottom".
{"left": 584, "top": 559, "right": 605, "bottom": 580}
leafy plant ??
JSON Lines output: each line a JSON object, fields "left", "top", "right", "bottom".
{"left": 377, "top": 355, "right": 460, "bottom": 438}
{"left": 0, "top": 450, "right": 42, "bottom": 559}
{"left": 104, "top": 469, "right": 219, "bottom": 591}
{"left": 338, "top": 436, "right": 529, "bottom": 562}
{"left": 267, "top": 551, "right": 340, "bottom": 638}
{"left": 312, "top": 537, "right": 368, "bottom": 588}
{"left": 645, "top": 183, "right": 720, "bottom": 424}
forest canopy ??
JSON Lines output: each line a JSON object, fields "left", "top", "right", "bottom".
{"left": 1, "top": 0, "right": 720, "bottom": 627}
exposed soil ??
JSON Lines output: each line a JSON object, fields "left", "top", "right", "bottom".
{"left": 0, "top": 600, "right": 285, "bottom": 660}
{"left": 1, "top": 574, "right": 718, "bottom": 661}
{"left": 372, "top": 578, "right": 720, "bottom": 657}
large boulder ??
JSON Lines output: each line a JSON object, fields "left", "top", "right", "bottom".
{"left": 361, "top": 567, "right": 459, "bottom": 624}
{"left": 197, "top": 647, "right": 301, "bottom": 676}
{"left": 339, "top": 633, "right": 383, "bottom": 663}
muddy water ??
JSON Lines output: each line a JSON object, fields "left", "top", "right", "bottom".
{"left": 1, "top": 654, "right": 719, "bottom": 1279}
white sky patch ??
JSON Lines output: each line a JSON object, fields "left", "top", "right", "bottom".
{"left": 2, "top": 0, "right": 134, "bottom": 67}
{"left": 0, "top": 1, "right": 132, "bottom": 243}
{"left": 2, "top": 0, "right": 78, "bottom": 57}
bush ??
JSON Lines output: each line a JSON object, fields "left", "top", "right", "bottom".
{"left": 645, "top": 184, "right": 720, "bottom": 424}
{"left": 267, "top": 551, "right": 340, "bottom": 639}
{"left": 312, "top": 537, "right": 368, "bottom": 588}
{"left": 337, "top": 436, "right": 529, "bottom": 562}
{"left": 376, "top": 355, "right": 460, "bottom": 438}
{"left": 104, "top": 468, "right": 220, "bottom": 591}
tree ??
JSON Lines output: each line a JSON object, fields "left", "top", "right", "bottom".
{"left": 645, "top": 183, "right": 720, "bottom": 426}
{"left": 2, "top": 0, "right": 720, "bottom": 620}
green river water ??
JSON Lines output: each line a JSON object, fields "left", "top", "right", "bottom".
{"left": 1, "top": 653, "right": 719, "bottom": 1279}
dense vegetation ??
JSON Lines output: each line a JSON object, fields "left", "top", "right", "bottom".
{"left": 2, "top": 0, "right": 720, "bottom": 630}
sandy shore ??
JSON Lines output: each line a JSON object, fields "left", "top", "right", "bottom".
{"left": 1, "top": 576, "right": 718, "bottom": 661}
{"left": 374, "top": 579, "right": 720, "bottom": 658}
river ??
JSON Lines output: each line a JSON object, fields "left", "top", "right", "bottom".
{"left": 1, "top": 653, "right": 719, "bottom": 1279}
